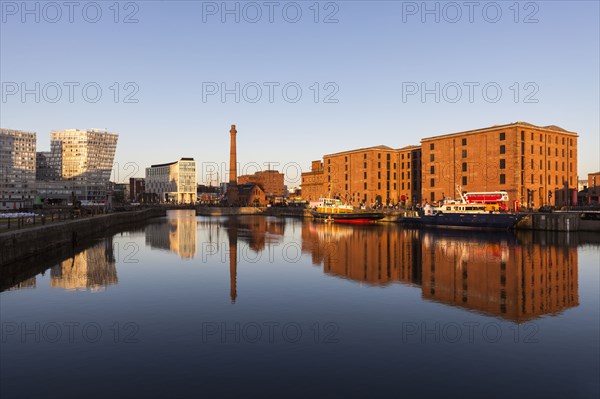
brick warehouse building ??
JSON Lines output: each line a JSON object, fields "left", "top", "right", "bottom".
{"left": 302, "top": 145, "right": 422, "bottom": 207}
{"left": 237, "top": 170, "right": 285, "bottom": 201}
{"left": 420, "top": 122, "right": 578, "bottom": 208}
{"left": 301, "top": 161, "right": 325, "bottom": 202}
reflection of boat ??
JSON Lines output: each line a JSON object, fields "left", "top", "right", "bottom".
{"left": 310, "top": 198, "right": 384, "bottom": 224}
{"left": 401, "top": 188, "right": 525, "bottom": 230}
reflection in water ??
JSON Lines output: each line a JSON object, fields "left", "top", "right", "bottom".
{"left": 2, "top": 214, "right": 581, "bottom": 321}
{"left": 223, "top": 216, "right": 286, "bottom": 303}
{"left": 50, "top": 238, "right": 118, "bottom": 292}
{"left": 302, "top": 222, "right": 579, "bottom": 322}
{"left": 6, "top": 276, "right": 36, "bottom": 291}
{"left": 145, "top": 210, "right": 198, "bottom": 259}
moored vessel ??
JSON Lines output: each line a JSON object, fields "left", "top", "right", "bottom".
{"left": 310, "top": 198, "right": 385, "bottom": 224}
{"left": 401, "top": 188, "right": 525, "bottom": 230}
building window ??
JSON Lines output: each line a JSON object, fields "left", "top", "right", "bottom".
{"left": 364, "top": 154, "right": 367, "bottom": 159}
{"left": 548, "top": 176, "right": 551, "bottom": 184}
{"left": 378, "top": 162, "right": 381, "bottom": 168}
{"left": 387, "top": 154, "right": 391, "bottom": 160}
{"left": 462, "top": 176, "right": 467, "bottom": 186}
{"left": 548, "top": 148, "right": 551, "bottom": 156}
{"left": 462, "top": 162, "right": 467, "bottom": 172}
{"left": 539, "top": 146, "right": 542, "bottom": 155}
{"left": 328, "top": 159, "right": 330, "bottom": 164}
{"left": 378, "top": 171, "right": 381, "bottom": 179}
{"left": 407, "top": 162, "right": 411, "bottom": 168}
{"left": 430, "top": 166, "right": 435, "bottom": 174}
{"left": 430, "top": 178, "right": 435, "bottom": 187}
{"left": 500, "top": 159, "right": 506, "bottom": 169}
{"left": 521, "top": 131, "right": 525, "bottom": 140}
{"left": 430, "top": 192, "right": 435, "bottom": 201}
{"left": 393, "top": 173, "right": 396, "bottom": 179}
{"left": 530, "top": 174, "right": 534, "bottom": 184}
{"left": 364, "top": 162, "right": 367, "bottom": 168}
{"left": 462, "top": 138, "right": 467, "bottom": 146}
{"left": 462, "top": 150, "right": 467, "bottom": 158}
{"left": 378, "top": 153, "right": 381, "bottom": 159}
{"left": 548, "top": 161, "right": 551, "bottom": 170}
{"left": 430, "top": 143, "right": 434, "bottom": 150}
{"left": 364, "top": 182, "right": 367, "bottom": 189}
{"left": 500, "top": 174, "right": 506, "bottom": 184}
{"left": 401, "top": 183, "right": 404, "bottom": 190}
{"left": 500, "top": 145, "right": 505, "bottom": 154}
{"left": 394, "top": 183, "right": 397, "bottom": 190}
{"left": 394, "top": 163, "right": 396, "bottom": 169}
{"left": 378, "top": 182, "right": 381, "bottom": 189}
{"left": 408, "top": 182, "right": 411, "bottom": 189}
{"left": 430, "top": 154, "right": 434, "bottom": 162}
{"left": 540, "top": 134, "right": 543, "bottom": 142}
{"left": 530, "top": 145, "right": 533, "bottom": 154}
{"left": 500, "top": 132, "right": 505, "bottom": 141}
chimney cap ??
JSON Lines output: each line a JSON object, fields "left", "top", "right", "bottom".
{"left": 231, "top": 124, "right": 236, "bottom": 129}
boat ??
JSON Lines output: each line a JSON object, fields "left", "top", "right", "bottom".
{"left": 310, "top": 198, "right": 385, "bottom": 224}
{"left": 401, "top": 187, "right": 525, "bottom": 230}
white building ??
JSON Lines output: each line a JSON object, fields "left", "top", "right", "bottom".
{"left": 0, "top": 129, "right": 37, "bottom": 210}
{"left": 37, "top": 129, "right": 118, "bottom": 202}
{"left": 145, "top": 158, "right": 197, "bottom": 203}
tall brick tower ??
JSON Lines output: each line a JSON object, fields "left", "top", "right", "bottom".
{"left": 227, "top": 124, "right": 239, "bottom": 205}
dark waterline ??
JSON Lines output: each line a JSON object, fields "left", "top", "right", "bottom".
{"left": 1, "top": 210, "right": 599, "bottom": 399}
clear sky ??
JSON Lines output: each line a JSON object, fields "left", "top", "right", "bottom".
{"left": 1, "top": 0, "right": 599, "bottom": 186}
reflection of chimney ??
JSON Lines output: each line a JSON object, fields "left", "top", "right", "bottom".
{"left": 229, "top": 124, "right": 237, "bottom": 184}
{"left": 227, "top": 223, "right": 238, "bottom": 303}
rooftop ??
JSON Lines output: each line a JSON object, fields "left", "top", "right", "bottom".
{"left": 421, "top": 122, "right": 578, "bottom": 142}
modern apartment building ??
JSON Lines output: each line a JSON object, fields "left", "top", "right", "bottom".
{"left": 421, "top": 122, "right": 578, "bottom": 208}
{"left": 145, "top": 158, "right": 197, "bottom": 203}
{"left": 36, "top": 129, "right": 118, "bottom": 202}
{"left": 0, "top": 128, "right": 37, "bottom": 209}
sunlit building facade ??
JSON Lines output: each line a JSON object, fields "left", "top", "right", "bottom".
{"left": 0, "top": 128, "right": 37, "bottom": 209}
{"left": 36, "top": 129, "right": 118, "bottom": 202}
{"left": 145, "top": 158, "right": 197, "bottom": 203}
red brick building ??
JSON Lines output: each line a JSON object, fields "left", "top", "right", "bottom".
{"left": 421, "top": 122, "right": 578, "bottom": 208}
{"left": 238, "top": 170, "right": 284, "bottom": 201}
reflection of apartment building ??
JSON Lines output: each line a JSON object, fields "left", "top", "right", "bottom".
{"left": 238, "top": 170, "right": 285, "bottom": 200}
{"left": 421, "top": 122, "right": 578, "bottom": 207}
{"left": 36, "top": 129, "right": 118, "bottom": 202}
{"left": 0, "top": 129, "right": 37, "bottom": 209}
{"left": 50, "top": 239, "right": 118, "bottom": 292}
{"left": 301, "top": 145, "right": 422, "bottom": 206}
{"left": 145, "top": 158, "right": 197, "bottom": 203}
{"left": 145, "top": 212, "right": 198, "bottom": 259}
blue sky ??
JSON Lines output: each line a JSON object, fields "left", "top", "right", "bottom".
{"left": 1, "top": 0, "right": 599, "bottom": 185}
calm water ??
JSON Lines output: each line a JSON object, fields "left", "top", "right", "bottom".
{"left": 1, "top": 210, "right": 599, "bottom": 398}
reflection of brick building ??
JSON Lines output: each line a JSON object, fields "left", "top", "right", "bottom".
{"left": 301, "top": 222, "right": 422, "bottom": 285}
{"left": 238, "top": 170, "right": 285, "bottom": 200}
{"left": 421, "top": 122, "right": 578, "bottom": 208}
{"left": 301, "top": 223, "right": 578, "bottom": 322}
{"left": 420, "top": 233, "right": 578, "bottom": 322}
